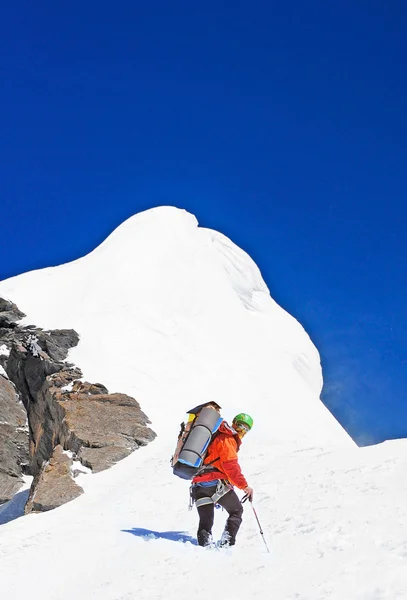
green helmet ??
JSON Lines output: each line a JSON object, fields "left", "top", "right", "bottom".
{"left": 232, "top": 413, "right": 253, "bottom": 430}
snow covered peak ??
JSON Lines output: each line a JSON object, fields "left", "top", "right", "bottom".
{"left": 2, "top": 206, "right": 406, "bottom": 600}
{"left": 0, "top": 206, "right": 353, "bottom": 449}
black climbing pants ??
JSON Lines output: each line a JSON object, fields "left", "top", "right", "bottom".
{"left": 193, "top": 483, "right": 243, "bottom": 546}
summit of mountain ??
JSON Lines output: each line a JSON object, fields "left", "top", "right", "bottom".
{"left": 0, "top": 206, "right": 352, "bottom": 449}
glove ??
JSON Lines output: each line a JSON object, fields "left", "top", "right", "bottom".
{"left": 243, "top": 486, "right": 254, "bottom": 502}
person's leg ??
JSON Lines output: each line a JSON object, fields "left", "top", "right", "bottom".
{"left": 194, "top": 485, "right": 217, "bottom": 546}
{"left": 196, "top": 504, "right": 215, "bottom": 546}
{"left": 217, "top": 489, "right": 243, "bottom": 546}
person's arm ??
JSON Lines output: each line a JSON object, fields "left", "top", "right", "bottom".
{"left": 218, "top": 437, "right": 249, "bottom": 489}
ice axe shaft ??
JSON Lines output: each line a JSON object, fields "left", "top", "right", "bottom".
{"left": 241, "top": 494, "right": 270, "bottom": 554}
{"left": 251, "top": 505, "right": 270, "bottom": 553}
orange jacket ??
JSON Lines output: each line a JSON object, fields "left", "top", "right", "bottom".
{"left": 192, "top": 421, "right": 248, "bottom": 489}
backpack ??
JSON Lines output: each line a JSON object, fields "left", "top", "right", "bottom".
{"left": 171, "top": 402, "right": 223, "bottom": 480}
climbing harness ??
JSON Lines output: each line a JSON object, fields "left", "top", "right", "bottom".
{"left": 189, "top": 479, "right": 232, "bottom": 511}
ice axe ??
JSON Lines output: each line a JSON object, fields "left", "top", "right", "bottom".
{"left": 241, "top": 493, "right": 270, "bottom": 554}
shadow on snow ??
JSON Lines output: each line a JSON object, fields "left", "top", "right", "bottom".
{"left": 0, "top": 489, "right": 30, "bottom": 526}
{"left": 122, "top": 527, "right": 198, "bottom": 545}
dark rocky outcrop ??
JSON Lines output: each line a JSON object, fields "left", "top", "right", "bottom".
{"left": 0, "top": 377, "right": 29, "bottom": 503}
{"left": 0, "top": 299, "right": 30, "bottom": 503}
{"left": 0, "top": 297, "right": 156, "bottom": 513}
{"left": 0, "top": 298, "right": 25, "bottom": 328}
{"left": 5, "top": 332, "right": 81, "bottom": 477}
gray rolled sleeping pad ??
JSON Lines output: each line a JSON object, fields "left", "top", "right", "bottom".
{"left": 173, "top": 406, "right": 222, "bottom": 480}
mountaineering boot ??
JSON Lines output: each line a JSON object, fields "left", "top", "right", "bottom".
{"left": 218, "top": 529, "right": 234, "bottom": 548}
{"left": 197, "top": 529, "right": 213, "bottom": 547}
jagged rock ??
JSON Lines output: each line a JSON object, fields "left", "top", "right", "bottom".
{"left": 25, "top": 445, "right": 83, "bottom": 513}
{"left": 8, "top": 348, "right": 63, "bottom": 412}
{"left": 0, "top": 298, "right": 25, "bottom": 327}
{"left": 0, "top": 473, "right": 23, "bottom": 505}
{"left": 36, "top": 329, "right": 80, "bottom": 363}
{"left": 70, "top": 381, "right": 109, "bottom": 395}
{"left": 0, "top": 296, "right": 156, "bottom": 513}
{"left": 47, "top": 367, "right": 83, "bottom": 389}
{"left": 0, "top": 376, "right": 29, "bottom": 503}
{"left": 78, "top": 447, "right": 133, "bottom": 473}
{"left": 0, "top": 422, "right": 28, "bottom": 478}
{"left": 57, "top": 391, "right": 156, "bottom": 472}
{"left": 0, "top": 376, "right": 26, "bottom": 430}
{"left": 4, "top": 328, "right": 82, "bottom": 477}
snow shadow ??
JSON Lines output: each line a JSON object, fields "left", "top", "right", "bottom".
{"left": 0, "top": 489, "right": 30, "bottom": 526}
{"left": 122, "top": 527, "right": 198, "bottom": 545}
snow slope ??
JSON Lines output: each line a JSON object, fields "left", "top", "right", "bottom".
{"left": 0, "top": 206, "right": 350, "bottom": 448}
{"left": 1, "top": 206, "right": 406, "bottom": 600}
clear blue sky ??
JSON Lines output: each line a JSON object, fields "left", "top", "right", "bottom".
{"left": 1, "top": 2, "right": 406, "bottom": 445}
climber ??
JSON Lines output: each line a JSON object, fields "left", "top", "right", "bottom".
{"left": 190, "top": 413, "right": 254, "bottom": 548}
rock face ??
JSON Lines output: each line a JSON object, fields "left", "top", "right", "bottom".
{"left": 0, "top": 376, "right": 29, "bottom": 503}
{"left": 25, "top": 445, "right": 84, "bottom": 512}
{"left": 0, "top": 297, "right": 156, "bottom": 512}
{"left": 0, "top": 299, "right": 30, "bottom": 503}
{"left": 0, "top": 298, "right": 25, "bottom": 328}
{"left": 58, "top": 382, "right": 155, "bottom": 473}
